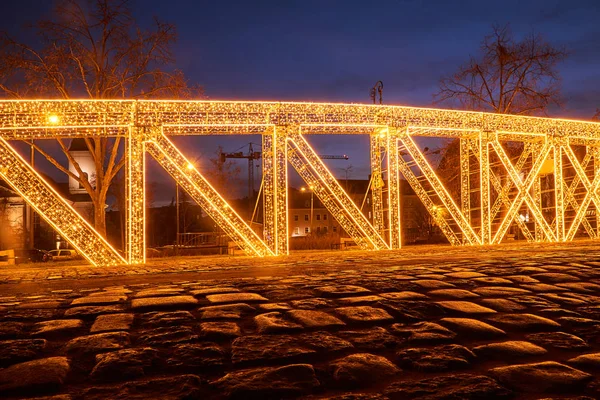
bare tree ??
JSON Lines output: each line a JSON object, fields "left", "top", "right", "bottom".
{"left": 0, "top": 0, "right": 201, "bottom": 235}
{"left": 435, "top": 24, "right": 567, "bottom": 115}
{"left": 594, "top": 109, "right": 600, "bottom": 121}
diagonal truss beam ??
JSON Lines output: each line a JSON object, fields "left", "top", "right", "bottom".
{"left": 563, "top": 144, "right": 600, "bottom": 240}
{"left": 146, "top": 132, "right": 273, "bottom": 257}
{"left": 490, "top": 140, "right": 555, "bottom": 243}
{"left": 287, "top": 129, "right": 388, "bottom": 250}
{"left": 0, "top": 138, "right": 125, "bottom": 266}
{"left": 396, "top": 130, "right": 480, "bottom": 245}
{"left": 476, "top": 140, "right": 536, "bottom": 242}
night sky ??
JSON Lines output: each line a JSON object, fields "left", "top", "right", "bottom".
{"left": 3, "top": 0, "right": 600, "bottom": 201}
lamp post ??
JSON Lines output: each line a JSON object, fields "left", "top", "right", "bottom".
{"left": 301, "top": 186, "right": 314, "bottom": 235}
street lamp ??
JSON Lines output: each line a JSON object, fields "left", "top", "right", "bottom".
{"left": 300, "top": 186, "right": 314, "bottom": 235}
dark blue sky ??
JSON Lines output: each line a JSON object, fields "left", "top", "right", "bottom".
{"left": 3, "top": 0, "right": 600, "bottom": 200}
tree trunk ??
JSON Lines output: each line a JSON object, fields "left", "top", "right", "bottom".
{"left": 94, "top": 200, "right": 107, "bottom": 237}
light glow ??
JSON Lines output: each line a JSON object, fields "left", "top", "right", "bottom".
{"left": 0, "top": 99, "right": 599, "bottom": 265}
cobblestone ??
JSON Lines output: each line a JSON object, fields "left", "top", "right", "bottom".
{"left": 1, "top": 242, "right": 600, "bottom": 398}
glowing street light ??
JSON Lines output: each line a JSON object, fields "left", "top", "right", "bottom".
{"left": 48, "top": 114, "right": 60, "bottom": 124}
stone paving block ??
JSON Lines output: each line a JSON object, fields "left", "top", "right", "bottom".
{"left": 428, "top": 289, "right": 479, "bottom": 299}
{"left": 138, "top": 326, "right": 197, "bottom": 346}
{"left": 385, "top": 373, "right": 512, "bottom": 399}
{"left": 335, "top": 306, "right": 394, "bottom": 324}
{"left": 70, "top": 295, "right": 126, "bottom": 306}
{"left": 82, "top": 374, "right": 202, "bottom": 399}
{"left": 489, "top": 361, "right": 592, "bottom": 393}
{"left": 131, "top": 295, "right": 198, "bottom": 309}
{"left": 140, "top": 311, "right": 195, "bottom": 327}
{"left": 206, "top": 292, "right": 267, "bottom": 304}
{"left": 486, "top": 313, "right": 561, "bottom": 331}
{"left": 380, "top": 291, "right": 428, "bottom": 300}
{"left": 436, "top": 301, "right": 496, "bottom": 315}
{"left": 200, "top": 322, "right": 242, "bottom": 339}
{"left": 212, "top": 364, "right": 319, "bottom": 398}
{"left": 532, "top": 273, "right": 580, "bottom": 283}
{"left": 389, "top": 321, "right": 456, "bottom": 344}
{"left": 90, "top": 313, "right": 134, "bottom": 333}
{"left": 32, "top": 319, "right": 83, "bottom": 336}
{"left": 254, "top": 312, "right": 303, "bottom": 333}
{"left": 526, "top": 332, "right": 590, "bottom": 350}
{"left": 191, "top": 287, "right": 239, "bottom": 296}
{"left": 336, "top": 295, "right": 383, "bottom": 305}
{"left": 90, "top": 347, "right": 159, "bottom": 380}
{"left": 567, "top": 353, "right": 600, "bottom": 370}
{"left": 64, "top": 305, "right": 125, "bottom": 318}
{"left": 315, "top": 285, "right": 371, "bottom": 297}
{"left": 134, "top": 288, "right": 185, "bottom": 298}
{"left": 480, "top": 298, "right": 527, "bottom": 312}
{"left": 473, "top": 286, "right": 531, "bottom": 296}
{"left": 439, "top": 318, "right": 506, "bottom": 339}
{"left": 329, "top": 353, "right": 399, "bottom": 386}
{"left": 288, "top": 309, "right": 346, "bottom": 328}
{"left": 445, "top": 271, "right": 487, "bottom": 279}
{"left": 0, "top": 356, "right": 70, "bottom": 392}
{"left": 16, "top": 301, "right": 61, "bottom": 309}
{"left": 258, "top": 303, "right": 291, "bottom": 311}
{"left": 65, "top": 332, "right": 130, "bottom": 355}
{"left": 337, "top": 327, "right": 400, "bottom": 350}
{"left": 413, "top": 280, "right": 456, "bottom": 289}
{"left": 473, "top": 341, "right": 547, "bottom": 359}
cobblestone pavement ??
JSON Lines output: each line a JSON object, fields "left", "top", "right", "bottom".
{"left": 2, "top": 241, "right": 600, "bottom": 399}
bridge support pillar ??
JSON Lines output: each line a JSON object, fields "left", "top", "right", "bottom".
{"left": 479, "top": 133, "right": 492, "bottom": 245}
{"left": 370, "top": 129, "right": 387, "bottom": 243}
{"left": 263, "top": 126, "right": 289, "bottom": 255}
{"left": 126, "top": 126, "right": 146, "bottom": 264}
{"left": 386, "top": 127, "right": 402, "bottom": 249}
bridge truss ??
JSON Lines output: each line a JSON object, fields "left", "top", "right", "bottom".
{"left": 0, "top": 100, "right": 599, "bottom": 266}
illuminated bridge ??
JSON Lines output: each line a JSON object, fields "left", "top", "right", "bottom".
{"left": 1, "top": 100, "right": 599, "bottom": 266}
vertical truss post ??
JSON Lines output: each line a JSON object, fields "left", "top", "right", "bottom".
{"left": 553, "top": 141, "right": 565, "bottom": 241}
{"left": 532, "top": 175, "right": 543, "bottom": 241}
{"left": 594, "top": 147, "right": 600, "bottom": 238}
{"left": 386, "top": 127, "right": 402, "bottom": 249}
{"left": 460, "top": 138, "right": 472, "bottom": 225}
{"left": 479, "top": 133, "right": 491, "bottom": 244}
{"left": 126, "top": 126, "right": 146, "bottom": 264}
{"left": 370, "top": 129, "right": 386, "bottom": 241}
{"left": 263, "top": 126, "right": 289, "bottom": 255}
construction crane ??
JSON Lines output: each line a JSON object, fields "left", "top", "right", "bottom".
{"left": 221, "top": 145, "right": 349, "bottom": 220}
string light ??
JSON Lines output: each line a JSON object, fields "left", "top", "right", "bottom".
{"left": 0, "top": 99, "right": 599, "bottom": 265}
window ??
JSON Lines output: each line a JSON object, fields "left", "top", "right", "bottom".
{"left": 305, "top": 227, "right": 310, "bottom": 234}
{"left": 316, "top": 226, "right": 321, "bottom": 233}
{"left": 304, "top": 214, "right": 309, "bottom": 221}
{"left": 294, "top": 227, "right": 299, "bottom": 235}
{"left": 294, "top": 215, "right": 298, "bottom": 221}
{"left": 323, "top": 214, "right": 327, "bottom": 220}
{"left": 316, "top": 214, "right": 321, "bottom": 221}
{"left": 367, "top": 197, "right": 370, "bottom": 204}
{"left": 368, "top": 211, "right": 372, "bottom": 219}
{"left": 333, "top": 226, "right": 337, "bottom": 232}
{"left": 323, "top": 226, "right": 328, "bottom": 233}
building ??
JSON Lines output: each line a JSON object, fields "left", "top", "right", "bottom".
{"left": 288, "top": 179, "right": 429, "bottom": 244}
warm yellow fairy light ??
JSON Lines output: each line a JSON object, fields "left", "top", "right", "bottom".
{"left": 0, "top": 99, "right": 600, "bottom": 266}
{"left": 0, "top": 137, "right": 125, "bottom": 266}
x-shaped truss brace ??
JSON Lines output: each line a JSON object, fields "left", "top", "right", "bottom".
{"left": 491, "top": 140, "right": 555, "bottom": 244}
